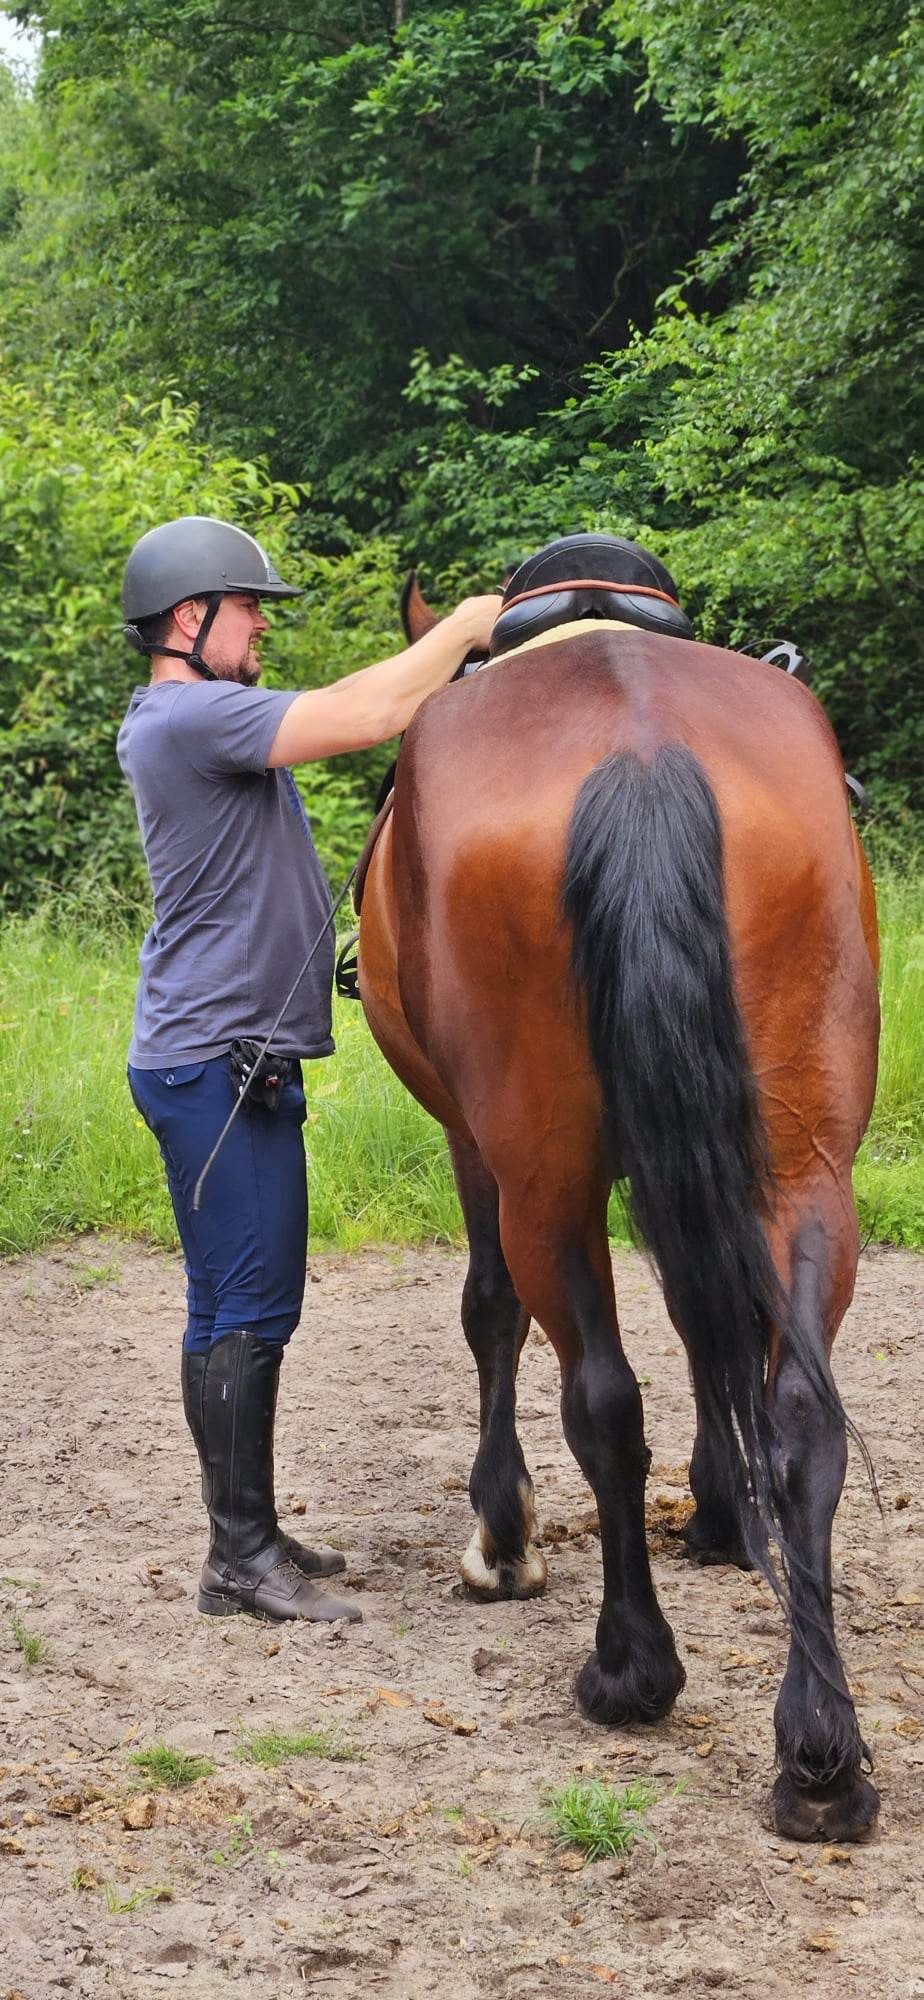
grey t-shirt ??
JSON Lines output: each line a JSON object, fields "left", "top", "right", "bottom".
{"left": 117, "top": 680, "right": 335, "bottom": 1067}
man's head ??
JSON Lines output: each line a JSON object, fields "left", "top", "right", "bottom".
{"left": 122, "top": 516, "right": 300, "bottom": 684}
{"left": 139, "top": 591, "right": 270, "bottom": 686}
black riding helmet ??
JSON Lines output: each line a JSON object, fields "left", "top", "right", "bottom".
{"left": 122, "top": 515, "right": 302, "bottom": 680}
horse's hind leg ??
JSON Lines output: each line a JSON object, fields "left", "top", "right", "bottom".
{"left": 769, "top": 1205, "right": 879, "bottom": 1841}
{"left": 447, "top": 1133, "right": 547, "bottom": 1601}
{"left": 498, "top": 1182, "right": 685, "bottom": 1724}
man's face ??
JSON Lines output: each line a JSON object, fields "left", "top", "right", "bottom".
{"left": 203, "top": 593, "right": 269, "bottom": 686}
{"left": 173, "top": 592, "right": 269, "bottom": 685}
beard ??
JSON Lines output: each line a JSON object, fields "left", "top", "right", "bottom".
{"left": 212, "top": 650, "right": 261, "bottom": 688}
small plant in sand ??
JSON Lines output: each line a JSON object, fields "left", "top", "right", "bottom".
{"left": 212, "top": 1813, "right": 256, "bottom": 1868}
{"left": 10, "top": 1614, "right": 51, "bottom": 1667}
{"left": 129, "top": 1744, "right": 215, "bottom": 1789}
{"left": 541, "top": 1776, "right": 661, "bottom": 1862}
{"left": 102, "top": 1881, "right": 174, "bottom": 1915}
{"left": 71, "top": 1260, "right": 122, "bottom": 1291}
{"left": 235, "top": 1724, "right": 365, "bottom": 1769}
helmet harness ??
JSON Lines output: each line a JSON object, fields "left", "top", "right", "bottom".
{"left": 123, "top": 591, "right": 225, "bottom": 681}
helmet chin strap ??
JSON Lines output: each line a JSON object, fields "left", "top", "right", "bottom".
{"left": 123, "top": 591, "right": 224, "bottom": 680}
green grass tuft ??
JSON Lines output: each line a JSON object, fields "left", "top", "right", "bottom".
{"left": 128, "top": 1743, "right": 215, "bottom": 1789}
{"left": 102, "top": 1881, "right": 174, "bottom": 1914}
{"left": 235, "top": 1723, "right": 365, "bottom": 1768}
{"left": 71, "top": 1259, "right": 122, "bottom": 1291}
{"left": 541, "top": 1776, "right": 661, "bottom": 1862}
{"left": 10, "top": 1613, "right": 50, "bottom": 1667}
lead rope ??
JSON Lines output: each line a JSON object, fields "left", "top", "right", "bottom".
{"left": 192, "top": 863, "right": 357, "bottom": 1211}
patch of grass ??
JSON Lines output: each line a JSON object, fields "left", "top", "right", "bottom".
{"left": 129, "top": 1743, "right": 215, "bottom": 1789}
{"left": 235, "top": 1723, "right": 365, "bottom": 1769}
{"left": 70, "top": 1259, "right": 122, "bottom": 1291}
{"left": 10, "top": 1613, "right": 50, "bottom": 1667}
{"left": 102, "top": 1881, "right": 173, "bottom": 1915}
{"left": 541, "top": 1777, "right": 661, "bottom": 1863}
{"left": 0, "top": 872, "right": 921, "bottom": 1253}
{"left": 2, "top": 1576, "right": 40, "bottom": 1591}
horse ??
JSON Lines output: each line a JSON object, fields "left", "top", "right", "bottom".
{"left": 355, "top": 535, "right": 881, "bottom": 1842}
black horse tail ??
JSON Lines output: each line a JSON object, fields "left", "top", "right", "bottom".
{"left": 562, "top": 744, "right": 842, "bottom": 1567}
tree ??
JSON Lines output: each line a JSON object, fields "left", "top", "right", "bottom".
{"left": 0, "top": 0, "right": 737, "bottom": 521}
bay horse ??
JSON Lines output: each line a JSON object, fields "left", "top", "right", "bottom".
{"left": 356, "top": 536, "right": 880, "bottom": 1841}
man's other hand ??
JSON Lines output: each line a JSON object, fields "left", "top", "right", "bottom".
{"left": 449, "top": 595, "right": 504, "bottom": 653}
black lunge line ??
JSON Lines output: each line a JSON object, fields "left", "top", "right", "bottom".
{"left": 192, "top": 864, "right": 357, "bottom": 1211}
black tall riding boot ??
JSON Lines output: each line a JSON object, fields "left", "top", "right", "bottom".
{"left": 181, "top": 1348, "right": 348, "bottom": 1580}
{"left": 185, "top": 1331, "right": 361, "bottom": 1623}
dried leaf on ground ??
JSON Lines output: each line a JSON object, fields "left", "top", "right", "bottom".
{"left": 423, "top": 1702, "right": 477, "bottom": 1736}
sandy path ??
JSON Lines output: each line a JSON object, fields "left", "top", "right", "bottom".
{"left": 1, "top": 1238, "right": 922, "bottom": 1999}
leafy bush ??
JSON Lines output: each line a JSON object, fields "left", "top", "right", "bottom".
{"left": 0, "top": 381, "right": 407, "bottom": 906}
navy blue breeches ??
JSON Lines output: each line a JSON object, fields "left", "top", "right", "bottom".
{"left": 128, "top": 1056, "right": 308, "bottom": 1354}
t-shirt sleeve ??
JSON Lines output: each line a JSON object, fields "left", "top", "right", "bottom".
{"left": 169, "top": 683, "right": 299, "bottom": 778}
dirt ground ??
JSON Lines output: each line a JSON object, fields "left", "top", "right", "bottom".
{"left": 1, "top": 1238, "right": 922, "bottom": 2000}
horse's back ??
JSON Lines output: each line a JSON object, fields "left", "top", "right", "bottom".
{"left": 402, "top": 626, "right": 866, "bottom": 926}
{"left": 392, "top": 625, "right": 879, "bottom": 1162}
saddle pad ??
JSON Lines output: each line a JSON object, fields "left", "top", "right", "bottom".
{"left": 482, "top": 617, "right": 634, "bottom": 667}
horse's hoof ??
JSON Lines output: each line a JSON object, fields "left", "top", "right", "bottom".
{"left": 460, "top": 1528, "right": 548, "bottom": 1601}
{"left": 682, "top": 1508, "right": 754, "bottom": 1571}
{"left": 772, "top": 1768, "right": 880, "bottom": 1843}
{"left": 574, "top": 1645, "right": 686, "bottom": 1728}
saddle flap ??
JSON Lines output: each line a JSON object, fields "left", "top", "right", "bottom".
{"left": 490, "top": 588, "right": 693, "bottom": 657}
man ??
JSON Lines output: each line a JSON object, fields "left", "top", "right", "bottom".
{"left": 117, "top": 515, "right": 501, "bottom": 1627}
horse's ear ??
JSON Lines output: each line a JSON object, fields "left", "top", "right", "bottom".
{"left": 401, "top": 570, "right": 440, "bottom": 644}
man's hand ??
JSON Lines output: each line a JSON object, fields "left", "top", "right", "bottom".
{"left": 449, "top": 594, "right": 504, "bottom": 653}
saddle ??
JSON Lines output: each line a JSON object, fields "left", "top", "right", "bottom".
{"left": 489, "top": 532, "right": 694, "bottom": 656}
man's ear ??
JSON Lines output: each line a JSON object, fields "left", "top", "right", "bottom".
{"left": 171, "top": 597, "right": 208, "bottom": 642}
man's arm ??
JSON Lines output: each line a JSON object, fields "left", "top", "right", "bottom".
{"left": 267, "top": 595, "right": 502, "bottom": 768}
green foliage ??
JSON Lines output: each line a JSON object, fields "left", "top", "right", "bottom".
{"left": 0, "top": 1, "right": 734, "bottom": 513}
{"left": 0, "top": 0, "right": 919, "bottom": 832}
{"left": 541, "top": 1776, "right": 662, "bottom": 1860}
{"left": 235, "top": 1724, "right": 364, "bottom": 1767}
{"left": 10, "top": 1611, "right": 50, "bottom": 1666}
{"left": 129, "top": 1744, "right": 216, "bottom": 1789}
{"left": 102, "top": 1881, "right": 173, "bottom": 1915}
